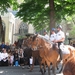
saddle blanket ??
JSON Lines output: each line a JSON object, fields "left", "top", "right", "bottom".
{"left": 60, "top": 44, "right": 70, "bottom": 54}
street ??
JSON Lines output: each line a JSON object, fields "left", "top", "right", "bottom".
{"left": 0, "top": 65, "right": 63, "bottom": 75}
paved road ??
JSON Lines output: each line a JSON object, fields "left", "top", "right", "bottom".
{"left": 0, "top": 66, "right": 63, "bottom": 75}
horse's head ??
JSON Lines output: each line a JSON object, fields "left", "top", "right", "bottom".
{"left": 22, "top": 36, "right": 32, "bottom": 49}
{"left": 30, "top": 34, "right": 42, "bottom": 51}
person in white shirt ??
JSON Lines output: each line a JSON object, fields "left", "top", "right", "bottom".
{"left": 38, "top": 30, "right": 49, "bottom": 41}
{"left": 1, "top": 48, "right": 9, "bottom": 66}
{"left": 43, "top": 30, "right": 49, "bottom": 41}
{"left": 50, "top": 28, "right": 56, "bottom": 44}
{"left": 54, "top": 25, "right": 65, "bottom": 60}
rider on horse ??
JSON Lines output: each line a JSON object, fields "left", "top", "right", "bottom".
{"left": 43, "top": 30, "right": 49, "bottom": 41}
{"left": 50, "top": 28, "right": 56, "bottom": 44}
{"left": 54, "top": 25, "right": 65, "bottom": 60}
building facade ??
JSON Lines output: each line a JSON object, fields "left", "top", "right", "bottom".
{"left": 0, "top": 12, "right": 35, "bottom": 44}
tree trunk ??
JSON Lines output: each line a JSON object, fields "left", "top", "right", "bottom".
{"left": 0, "top": 16, "right": 2, "bottom": 33}
{"left": 49, "top": 0, "right": 55, "bottom": 33}
{"left": 0, "top": 16, "right": 2, "bottom": 41}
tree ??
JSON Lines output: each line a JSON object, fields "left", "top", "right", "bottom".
{"left": 17, "top": 0, "right": 75, "bottom": 32}
{"left": 69, "top": 26, "right": 75, "bottom": 38}
{"left": 0, "top": 0, "right": 18, "bottom": 13}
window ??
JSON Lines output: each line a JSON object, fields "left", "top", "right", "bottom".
{"left": 19, "top": 22, "right": 28, "bottom": 35}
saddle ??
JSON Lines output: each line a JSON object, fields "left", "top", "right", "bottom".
{"left": 60, "top": 44, "right": 70, "bottom": 54}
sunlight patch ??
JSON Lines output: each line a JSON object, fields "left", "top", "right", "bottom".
{"left": 0, "top": 71, "right": 4, "bottom": 73}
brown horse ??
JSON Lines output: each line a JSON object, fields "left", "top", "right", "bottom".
{"left": 63, "top": 46, "right": 75, "bottom": 75}
{"left": 28, "top": 35, "right": 75, "bottom": 75}
{"left": 23, "top": 37, "right": 41, "bottom": 72}
{"left": 30, "top": 35, "right": 60, "bottom": 75}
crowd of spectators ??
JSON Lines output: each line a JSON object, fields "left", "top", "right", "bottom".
{"left": 0, "top": 42, "right": 25, "bottom": 67}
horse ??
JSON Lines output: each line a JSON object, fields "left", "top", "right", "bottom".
{"left": 29, "top": 34, "right": 60, "bottom": 75}
{"left": 22, "top": 37, "right": 41, "bottom": 72}
{"left": 30, "top": 34, "right": 75, "bottom": 75}
{"left": 63, "top": 45, "right": 75, "bottom": 75}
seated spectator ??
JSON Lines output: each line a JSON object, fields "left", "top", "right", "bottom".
{"left": 0, "top": 52, "right": 2, "bottom": 66}
{"left": 13, "top": 49, "right": 19, "bottom": 66}
{"left": 8, "top": 52, "right": 14, "bottom": 66}
{"left": 1, "top": 48, "right": 9, "bottom": 66}
{"left": 10, "top": 53, "right": 14, "bottom": 66}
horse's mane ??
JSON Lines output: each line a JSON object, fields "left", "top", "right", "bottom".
{"left": 32, "top": 35, "right": 37, "bottom": 41}
{"left": 52, "top": 44, "right": 58, "bottom": 50}
{"left": 37, "top": 34, "right": 51, "bottom": 44}
{"left": 32, "top": 35, "right": 59, "bottom": 51}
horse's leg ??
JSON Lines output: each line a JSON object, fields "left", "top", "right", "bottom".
{"left": 43, "top": 61, "right": 46, "bottom": 74}
{"left": 46, "top": 61, "right": 50, "bottom": 75}
{"left": 59, "top": 63, "right": 63, "bottom": 73}
{"left": 40, "top": 63, "right": 44, "bottom": 75}
{"left": 52, "top": 66, "right": 56, "bottom": 75}
{"left": 39, "top": 58, "right": 46, "bottom": 75}
{"left": 52, "top": 63, "right": 57, "bottom": 75}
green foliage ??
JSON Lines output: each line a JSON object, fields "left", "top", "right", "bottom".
{"left": 0, "top": 0, "right": 19, "bottom": 13}
{"left": 17, "top": 0, "right": 75, "bottom": 31}
{"left": 69, "top": 26, "right": 75, "bottom": 38}
{"left": 17, "top": 0, "right": 49, "bottom": 31}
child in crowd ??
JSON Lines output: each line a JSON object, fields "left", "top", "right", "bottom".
{"left": 29, "top": 56, "right": 33, "bottom": 68}
{"left": 10, "top": 53, "right": 14, "bottom": 66}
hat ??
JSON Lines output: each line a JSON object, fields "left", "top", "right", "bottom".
{"left": 57, "top": 25, "right": 62, "bottom": 29}
{"left": 44, "top": 30, "right": 47, "bottom": 33}
{"left": 51, "top": 28, "right": 55, "bottom": 31}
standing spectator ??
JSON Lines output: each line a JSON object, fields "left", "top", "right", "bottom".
{"left": 29, "top": 56, "right": 33, "bottom": 68}
{"left": 14, "top": 41, "right": 18, "bottom": 48}
{"left": 5, "top": 42, "right": 10, "bottom": 52}
{"left": 0, "top": 42, "right": 5, "bottom": 50}
{"left": 19, "top": 49, "right": 24, "bottom": 66}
